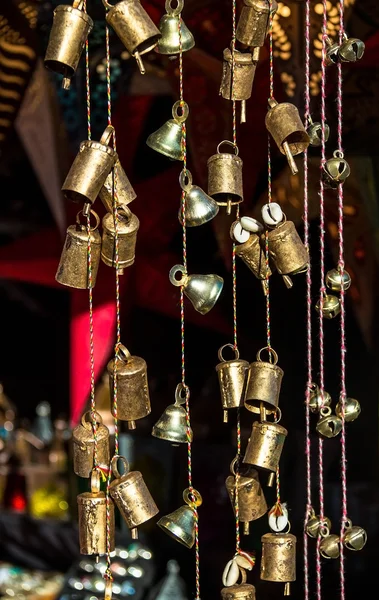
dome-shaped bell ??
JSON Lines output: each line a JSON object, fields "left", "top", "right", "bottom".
{"left": 342, "top": 520, "right": 367, "bottom": 551}
{"left": 319, "top": 534, "right": 340, "bottom": 559}
{"left": 335, "top": 395, "right": 361, "bottom": 422}
{"left": 325, "top": 268, "right": 351, "bottom": 292}
{"left": 322, "top": 151, "right": 350, "bottom": 189}
{"left": 158, "top": 488, "right": 202, "bottom": 548}
{"left": 169, "top": 264, "right": 224, "bottom": 314}
{"left": 146, "top": 101, "right": 189, "bottom": 160}
{"left": 178, "top": 169, "right": 219, "bottom": 227}
{"left": 306, "top": 120, "right": 330, "bottom": 147}
{"left": 308, "top": 383, "right": 331, "bottom": 413}
{"left": 338, "top": 35, "right": 365, "bottom": 63}
{"left": 315, "top": 293, "right": 341, "bottom": 319}
{"left": 157, "top": 0, "right": 195, "bottom": 55}
{"left": 305, "top": 509, "right": 331, "bottom": 538}
{"left": 152, "top": 383, "right": 193, "bottom": 445}
{"left": 325, "top": 36, "right": 340, "bottom": 66}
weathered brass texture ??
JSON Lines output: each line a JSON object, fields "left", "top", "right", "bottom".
{"left": 207, "top": 141, "right": 243, "bottom": 213}
{"left": 101, "top": 207, "right": 140, "bottom": 271}
{"left": 72, "top": 410, "right": 110, "bottom": 478}
{"left": 325, "top": 36, "right": 340, "bottom": 66}
{"left": 236, "top": 0, "right": 277, "bottom": 48}
{"left": 267, "top": 220, "right": 309, "bottom": 277}
{"left": 77, "top": 471, "right": 115, "bottom": 555}
{"left": 325, "top": 268, "right": 351, "bottom": 292}
{"left": 315, "top": 294, "right": 341, "bottom": 319}
{"left": 244, "top": 420, "right": 287, "bottom": 473}
{"left": 152, "top": 383, "right": 193, "bottom": 444}
{"left": 316, "top": 407, "right": 342, "bottom": 438}
{"left": 169, "top": 264, "right": 224, "bottom": 315}
{"left": 220, "top": 48, "right": 256, "bottom": 123}
{"left": 216, "top": 344, "right": 249, "bottom": 422}
{"left": 307, "top": 121, "right": 330, "bottom": 147}
{"left": 322, "top": 151, "right": 350, "bottom": 188}
{"left": 157, "top": 0, "right": 194, "bottom": 55}
{"left": 234, "top": 233, "right": 271, "bottom": 281}
{"left": 319, "top": 534, "right": 340, "bottom": 559}
{"left": 146, "top": 101, "right": 189, "bottom": 161}
{"left": 305, "top": 510, "right": 331, "bottom": 538}
{"left": 157, "top": 488, "right": 202, "bottom": 548}
{"left": 338, "top": 36, "right": 365, "bottom": 62}
{"left": 342, "top": 521, "right": 367, "bottom": 551}
{"left": 178, "top": 169, "right": 219, "bottom": 227}
{"left": 221, "top": 583, "right": 256, "bottom": 600}
{"left": 225, "top": 461, "right": 267, "bottom": 531}
{"left": 260, "top": 532, "right": 296, "bottom": 585}
{"left": 335, "top": 396, "right": 361, "bottom": 422}
{"left": 99, "top": 159, "right": 137, "bottom": 212}
{"left": 244, "top": 347, "right": 283, "bottom": 414}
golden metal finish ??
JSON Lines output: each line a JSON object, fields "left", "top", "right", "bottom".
{"left": 335, "top": 396, "right": 361, "bottom": 422}
{"left": 236, "top": 0, "right": 277, "bottom": 48}
{"left": 77, "top": 470, "right": 115, "bottom": 555}
{"left": 225, "top": 460, "right": 267, "bottom": 530}
{"left": 221, "top": 583, "right": 256, "bottom": 600}
{"left": 101, "top": 207, "right": 140, "bottom": 271}
{"left": 72, "top": 411, "right": 110, "bottom": 478}
{"left": 146, "top": 101, "right": 189, "bottom": 161}
{"left": 342, "top": 520, "right": 367, "bottom": 551}
{"left": 315, "top": 294, "right": 341, "bottom": 319}
{"left": 308, "top": 383, "right": 331, "bottom": 413}
{"left": 178, "top": 169, "right": 219, "bottom": 227}
{"left": 322, "top": 151, "right": 350, "bottom": 189}
{"left": 234, "top": 233, "right": 271, "bottom": 283}
{"left": 216, "top": 344, "right": 249, "bottom": 422}
{"left": 207, "top": 141, "right": 243, "bottom": 214}
{"left": 319, "top": 534, "right": 340, "bottom": 559}
{"left": 244, "top": 347, "right": 283, "bottom": 414}
{"left": 169, "top": 264, "right": 224, "bottom": 315}
{"left": 316, "top": 407, "right": 342, "bottom": 438}
{"left": 220, "top": 48, "right": 256, "bottom": 123}
{"left": 152, "top": 383, "right": 193, "bottom": 445}
{"left": 338, "top": 36, "right": 365, "bottom": 62}
{"left": 307, "top": 120, "right": 330, "bottom": 147}
{"left": 325, "top": 268, "right": 351, "bottom": 292}
{"left": 305, "top": 509, "right": 331, "bottom": 539}
{"left": 157, "top": 488, "right": 202, "bottom": 548}
{"left": 267, "top": 220, "right": 309, "bottom": 278}
{"left": 260, "top": 532, "right": 296, "bottom": 590}
{"left": 99, "top": 158, "right": 136, "bottom": 212}
{"left": 157, "top": 0, "right": 194, "bottom": 55}
{"left": 243, "top": 420, "right": 287, "bottom": 474}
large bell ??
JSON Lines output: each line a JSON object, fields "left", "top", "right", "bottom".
{"left": 157, "top": 0, "right": 194, "bottom": 55}
{"left": 169, "top": 264, "right": 223, "bottom": 314}
{"left": 146, "top": 101, "right": 188, "bottom": 160}
{"left": 158, "top": 488, "right": 202, "bottom": 548}
{"left": 178, "top": 169, "right": 219, "bottom": 227}
{"left": 152, "top": 383, "right": 193, "bottom": 445}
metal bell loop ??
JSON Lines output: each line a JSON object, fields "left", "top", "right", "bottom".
{"left": 316, "top": 407, "right": 342, "bottom": 439}
{"left": 169, "top": 264, "right": 224, "bottom": 314}
{"left": 146, "top": 101, "right": 189, "bottom": 160}
{"left": 152, "top": 383, "right": 193, "bottom": 445}
{"left": 319, "top": 533, "right": 340, "bottom": 559}
{"left": 207, "top": 141, "right": 243, "bottom": 214}
{"left": 338, "top": 35, "right": 365, "bottom": 62}
{"left": 315, "top": 293, "right": 341, "bottom": 319}
{"left": 335, "top": 395, "right": 361, "bottom": 422}
{"left": 322, "top": 150, "right": 350, "bottom": 189}
{"left": 325, "top": 268, "right": 351, "bottom": 292}
{"left": 307, "top": 383, "right": 331, "bottom": 413}
{"left": 178, "top": 169, "right": 219, "bottom": 227}
{"left": 216, "top": 344, "right": 249, "bottom": 422}
{"left": 342, "top": 520, "right": 367, "bottom": 551}
{"left": 305, "top": 509, "right": 331, "bottom": 538}
{"left": 157, "top": 0, "right": 195, "bottom": 55}
{"left": 157, "top": 487, "right": 202, "bottom": 548}
{"left": 306, "top": 119, "right": 330, "bottom": 147}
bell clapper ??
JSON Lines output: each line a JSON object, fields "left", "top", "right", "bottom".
{"left": 134, "top": 51, "right": 146, "bottom": 75}
{"left": 131, "top": 527, "right": 138, "bottom": 539}
{"left": 284, "top": 582, "right": 290, "bottom": 596}
{"left": 128, "top": 420, "right": 137, "bottom": 430}
{"left": 260, "top": 402, "right": 267, "bottom": 423}
{"left": 224, "top": 409, "right": 228, "bottom": 423}
{"left": 95, "top": 555, "right": 100, "bottom": 564}
{"left": 117, "top": 268, "right": 125, "bottom": 276}
{"left": 282, "top": 275, "right": 293, "bottom": 289}
{"left": 282, "top": 141, "right": 298, "bottom": 175}
{"left": 83, "top": 202, "right": 91, "bottom": 217}
{"left": 226, "top": 200, "right": 232, "bottom": 215}
{"left": 243, "top": 521, "right": 250, "bottom": 535}
{"left": 267, "top": 472, "right": 275, "bottom": 487}
{"left": 62, "top": 76, "right": 71, "bottom": 90}
{"left": 240, "top": 100, "right": 247, "bottom": 124}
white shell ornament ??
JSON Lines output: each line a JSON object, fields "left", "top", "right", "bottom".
{"left": 240, "top": 216, "right": 264, "bottom": 233}
{"left": 261, "top": 202, "right": 284, "bottom": 227}
{"left": 222, "top": 558, "right": 240, "bottom": 587}
{"left": 268, "top": 503, "right": 289, "bottom": 532}
{"left": 230, "top": 220, "right": 251, "bottom": 244}
{"left": 234, "top": 551, "right": 255, "bottom": 570}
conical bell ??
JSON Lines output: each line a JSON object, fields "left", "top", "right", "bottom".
{"left": 157, "top": 0, "right": 195, "bottom": 55}
{"left": 152, "top": 383, "right": 193, "bottom": 445}
{"left": 146, "top": 101, "right": 189, "bottom": 161}
{"left": 169, "top": 264, "right": 224, "bottom": 314}
{"left": 158, "top": 488, "right": 202, "bottom": 548}
{"left": 178, "top": 169, "right": 219, "bottom": 227}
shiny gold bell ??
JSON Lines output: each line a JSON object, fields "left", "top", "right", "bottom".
{"left": 306, "top": 119, "right": 330, "bottom": 147}
{"left": 316, "top": 407, "right": 342, "bottom": 438}
{"left": 338, "top": 35, "right": 365, "bottom": 63}
{"left": 107, "top": 344, "right": 151, "bottom": 430}
{"left": 72, "top": 410, "right": 110, "bottom": 478}
{"left": 77, "top": 470, "right": 115, "bottom": 555}
{"left": 326, "top": 268, "right": 351, "bottom": 291}
{"left": 243, "top": 420, "right": 287, "bottom": 486}
{"left": 157, "top": 0, "right": 195, "bottom": 55}
{"left": 216, "top": 344, "right": 249, "bottom": 423}
{"left": 244, "top": 347, "right": 283, "bottom": 417}
{"left": 319, "top": 533, "right": 340, "bottom": 559}
{"left": 55, "top": 210, "right": 101, "bottom": 290}
{"left": 219, "top": 48, "right": 257, "bottom": 124}
{"left": 260, "top": 532, "right": 296, "bottom": 595}
{"left": 158, "top": 487, "right": 202, "bottom": 548}
{"left": 315, "top": 293, "right": 341, "bottom": 319}
{"left": 234, "top": 232, "right": 271, "bottom": 290}
{"left": 103, "top": 0, "right": 161, "bottom": 74}
{"left": 265, "top": 98, "right": 310, "bottom": 175}
{"left": 221, "top": 583, "right": 256, "bottom": 600}
{"left": 207, "top": 141, "right": 243, "bottom": 214}
{"left": 178, "top": 169, "right": 219, "bottom": 227}
{"left": 267, "top": 220, "right": 309, "bottom": 286}
{"left": 342, "top": 520, "right": 367, "bottom": 551}
{"left": 169, "top": 264, "right": 224, "bottom": 314}
{"left": 152, "top": 383, "right": 193, "bottom": 445}
{"left": 225, "top": 459, "right": 267, "bottom": 534}
{"left": 308, "top": 383, "right": 331, "bottom": 413}
{"left": 99, "top": 158, "right": 137, "bottom": 213}
{"left": 109, "top": 456, "right": 159, "bottom": 539}
{"left": 44, "top": 0, "right": 93, "bottom": 90}
{"left": 101, "top": 206, "right": 140, "bottom": 273}
{"left": 236, "top": 0, "right": 278, "bottom": 49}
{"left": 146, "top": 101, "right": 189, "bottom": 161}
{"left": 305, "top": 509, "right": 331, "bottom": 538}
{"left": 325, "top": 36, "right": 340, "bottom": 66}
{"left": 322, "top": 151, "right": 350, "bottom": 189}
{"left": 335, "top": 395, "right": 361, "bottom": 422}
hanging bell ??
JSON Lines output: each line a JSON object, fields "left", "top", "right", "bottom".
{"left": 234, "top": 231, "right": 271, "bottom": 291}
{"left": 236, "top": 0, "right": 278, "bottom": 48}
{"left": 325, "top": 268, "right": 351, "bottom": 291}
{"left": 107, "top": 344, "right": 151, "bottom": 430}
{"left": 103, "top": 0, "right": 161, "bottom": 74}
{"left": 101, "top": 206, "right": 140, "bottom": 273}
{"left": 77, "top": 470, "right": 115, "bottom": 555}
{"left": 315, "top": 293, "right": 341, "bottom": 319}
{"left": 146, "top": 101, "right": 189, "bottom": 161}
{"left": 109, "top": 456, "right": 159, "bottom": 539}
{"left": 260, "top": 532, "right": 296, "bottom": 595}
{"left": 306, "top": 119, "right": 330, "bottom": 147}
{"left": 265, "top": 98, "right": 310, "bottom": 175}
{"left": 244, "top": 347, "right": 283, "bottom": 417}
{"left": 178, "top": 169, "right": 219, "bottom": 227}
{"left": 72, "top": 411, "right": 110, "bottom": 478}
{"left": 316, "top": 407, "right": 342, "bottom": 438}
{"left": 158, "top": 487, "right": 202, "bottom": 548}
{"left": 342, "top": 520, "right": 367, "bottom": 551}
{"left": 221, "top": 584, "right": 256, "bottom": 600}
{"left": 157, "top": 0, "right": 194, "bottom": 55}
{"left": 325, "top": 36, "right": 340, "bottom": 66}
{"left": 152, "top": 383, "right": 193, "bottom": 445}
{"left": 169, "top": 264, "right": 224, "bottom": 315}
{"left": 319, "top": 533, "right": 340, "bottom": 559}
{"left": 216, "top": 344, "right": 249, "bottom": 423}
{"left": 335, "top": 395, "right": 361, "bottom": 422}
{"left": 322, "top": 151, "right": 350, "bottom": 189}
{"left": 243, "top": 419, "right": 287, "bottom": 484}
{"left": 305, "top": 509, "right": 331, "bottom": 538}
{"left": 207, "top": 141, "right": 243, "bottom": 215}
{"left": 225, "top": 459, "right": 267, "bottom": 534}
{"left": 44, "top": 0, "right": 93, "bottom": 90}
{"left": 219, "top": 48, "right": 257, "bottom": 124}
{"left": 307, "top": 383, "right": 331, "bottom": 413}
{"left": 99, "top": 159, "right": 137, "bottom": 213}
{"left": 55, "top": 210, "right": 101, "bottom": 290}
{"left": 338, "top": 34, "right": 365, "bottom": 63}
{"left": 267, "top": 219, "right": 309, "bottom": 286}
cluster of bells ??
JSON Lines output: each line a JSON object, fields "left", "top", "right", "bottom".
{"left": 308, "top": 382, "right": 361, "bottom": 439}
{"left": 305, "top": 511, "right": 367, "bottom": 559}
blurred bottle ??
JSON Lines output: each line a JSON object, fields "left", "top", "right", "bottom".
{"left": 32, "top": 401, "right": 54, "bottom": 447}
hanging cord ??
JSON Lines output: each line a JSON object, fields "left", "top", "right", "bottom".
{"left": 265, "top": 0, "right": 274, "bottom": 353}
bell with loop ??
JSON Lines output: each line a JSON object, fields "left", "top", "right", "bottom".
{"left": 233, "top": 230, "right": 271, "bottom": 292}
{"left": 169, "top": 264, "right": 224, "bottom": 315}
{"left": 265, "top": 98, "right": 310, "bottom": 175}
{"left": 56, "top": 210, "right": 101, "bottom": 290}
{"left": 152, "top": 383, "right": 193, "bottom": 445}
{"left": 77, "top": 470, "right": 115, "bottom": 555}
{"left": 322, "top": 151, "right": 351, "bottom": 189}
{"left": 305, "top": 509, "right": 331, "bottom": 538}
{"left": 158, "top": 487, "right": 202, "bottom": 548}
{"left": 243, "top": 418, "right": 288, "bottom": 485}
{"left": 216, "top": 344, "right": 249, "bottom": 423}
{"left": 315, "top": 293, "right": 341, "bottom": 319}
{"left": 221, "top": 583, "right": 256, "bottom": 600}
{"left": 157, "top": 0, "right": 195, "bottom": 56}
{"left": 342, "top": 520, "right": 367, "bottom": 551}
{"left": 101, "top": 206, "right": 140, "bottom": 273}
{"left": 103, "top": 0, "right": 161, "bottom": 74}
{"left": 109, "top": 456, "right": 159, "bottom": 539}
{"left": 316, "top": 407, "right": 342, "bottom": 439}
{"left": 99, "top": 159, "right": 137, "bottom": 213}
{"left": 335, "top": 395, "right": 361, "bottom": 423}
{"left": 225, "top": 459, "right": 267, "bottom": 535}
{"left": 306, "top": 118, "right": 330, "bottom": 147}
{"left": 72, "top": 410, "right": 110, "bottom": 478}
{"left": 44, "top": 0, "right": 93, "bottom": 90}
{"left": 319, "top": 533, "right": 340, "bottom": 559}
{"left": 338, "top": 34, "right": 365, "bottom": 63}
{"left": 325, "top": 36, "right": 340, "bottom": 66}
{"left": 146, "top": 101, "right": 189, "bottom": 160}
{"left": 207, "top": 141, "right": 243, "bottom": 215}
{"left": 260, "top": 532, "right": 296, "bottom": 596}
{"left": 107, "top": 344, "right": 151, "bottom": 429}
{"left": 178, "top": 169, "right": 219, "bottom": 227}
{"left": 219, "top": 48, "right": 257, "bottom": 124}
{"left": 325, "top": 268, "right": 351, "bottom": 292}
{"left": 244, "top": 347, "right": 283, "bottom": 417}
{"left": 266, "top": 219, "right": 309, "bottom": 286}
{"left": 307, "top": 383, "right": 331, "bottom": 413}
{"left": 236, "top": 0, "right": 278, "bottom": 48}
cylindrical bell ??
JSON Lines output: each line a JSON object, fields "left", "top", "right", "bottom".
{"left": 315, "top": 294, "right": 341, "bottom": 319}
{"left": 56, "top": 210, "right": 101, "bottom": 289}
{"left": 338, "top": 36, "right": 365, "bottom": 63}
{"left": 260, "top": 532, "right": 296, "bottom": 593}
{"left": 335, "top": 396, "right": 361, "bottom": 422}
{"left": 44, "top": 1, "right": 93, "bottom": 90}
{"left": 146, "top": 101, "right": 189, "bottom": 161}
{"left": 103, "top": 0, "right": 161, "bottom": 74}
{"left": 158, "top": 488, "right": 202, "bottom": 548}
{"left": 216, "top": 344, "right": 249, "bottom": 423}
{"left": 236, "top": 0, "right": 278, "bottom": 48}
{"left": 308, "top": 383, "right": 331, "bottom": 413}
{"left": 221, "top": 583, "right": 256, "bottom": 600}
{"left": 220, "top": 48, "right": 256, "bottom": 124}
{"left": 234, "top": 233, "right": 271, "bottom": 283}
{"left": 99, "top": 159, "right": 137, "bottom": 213}
{"left": 107, "top": 344, "right": 151, "bottom": 430}
{"left": 243, "top": 421, "right": 287, "bottom": 474}
{"left": 316, "top": 407, "right": 342, "bottom": 438}
{"left": 305, "top": 510, "right": 331, "bottom": 538}
{"left": 225, "top": 461, "right": 267, "bottom": 532}
{"left": 72, "top": 411, "right": 110, "bottom": 478}
{"left": 306, "top": 120, "right": 330, "bottom": 147}
{"left": 326, "top": 268, "right": 351, "bottom": 292}
{"left": 101, "top": 207, "right": 140, "bottom": 271}
{"left": 169, "top": 264, "right": 224, "bottom": 315}
{"left": 207, "top": 141, "right": 243, "bottom": 214}
{"left": 178, "top": 169, "right": 219, "bottom": 227}
{"left": 152, "top": 383, "right": 193, "bottom": 445}
{"left": 244, "top": 347, "right": 283, "bottom": 415}
{"left": 322, "top": 151, "right": 350, "bottom": 189}
{"left": 109, "top": 456, "right": 158, "bottom": 539}
{"left": 319, "top": 534, "right": 340, "bottom": 559}
{"left": 77, "top": 471, "right": 115, "bottom": 555}
{"left": 157, "top": 0, "right": 194, "bottom": 55}
{"left": 267, "top": 220, "right": 309, "bottom": 278}
{"left": 342, "top": 521, "right": 367, "bottom": 551}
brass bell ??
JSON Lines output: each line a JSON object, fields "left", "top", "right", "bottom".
{"left": 325, "top": 268, "right": 351, "bottom": 292}
{"left": 265, "top": 98, "right": 310, "bottom": 175}
{"left": 72, "top": 411, "right": 110, "bottom": 478}
{"left": 319, "top": 533, "right": 340, "bottom": 559}
{"left": 107, "top": 344, "right": 151, "bottom": 429}
{"left": 338, "top": 34, "right": 365, "bottom": 63}
{"left": 342, "top": 520, "right": 367, "bottom": 551}
{"left": 101, "top": 206, "right": 140, "bottom": 273}
{"left": 103, "top": 0, "right": 161, "bottom": 74}
{"left": 325, "top": 36, "right": 340, "bottom": 66}
{"left": 178, "top": 169, "right": 219, "bottom": 227}
{"left": 236, "top": 0, "right": 278, "bottom": 48}
{"left": 44, "top": 0, "right": 93, "bottom": 90}
{"left": 260, "top": 532, "right": 296, "bottom": 595}
{"left": 77, "top": 470, "right": 115, "bottom": 555}
{"left": 219, "top": 48, "right": 257, "bottom": 124}
{"left": 55, "top": 210, "right": 101, "bottom": 290}
{"left": 152, "top": 383, "right": 193, "bottom": 445}
{"left": 216, "top": 344, "right": 249, "bottom": 423}
{"left": 146, "top": 101, "right": 189, "bottom": 161}
{"left": 307, "top": 383, "right": 331, "bottom": 413}
{"left": 234, "top": 232, "right": 271, "bottom": 292}
{"left": 305, "top": 509, "right": 331, "bottom": 538}
{"left": 322, "top": 151, "right": 350, "bottom": 189}
{"left": 335, "top": 395, "right": 361, "bottom": 422}
{"left": 306, "top": 119, "right": 330, "bottom": 147}
{"left": 99, "top": 159, "right": 137, "bottom": 213}
{"left": 221, "top": 583, "right": 256, "bottom": 600}
{"left": 109, "top": 456, "right": 159, "bottom": 539}
{"left": 169, "top": 264, "right": 224, "bottom": 315}
{"left": 316, "top": 407, "right": 342, "bottom": 438}
{"left": 157, "top": 0, "right": 195, "bottom": 55}
{"left": 207, "top": 141, "right": 243, "bottom": 215}
{"left": 158, "top": 487, "right": 202, "bottom": 548}
{"left": 315, "top": 293, "right": 341, "bottom": 319}
{"left": 267, "top": 219, "right": 309, "bottom": 286}
{"left": 244, "top": 347, "right": 283, "bottom": 417}
{"left": 225, "top": 459, "right": 267, "bottom": 534}
{"left": 243, "top": 419, "right": 287, "bottom": 484}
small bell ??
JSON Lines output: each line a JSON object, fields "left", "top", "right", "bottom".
{"left": 305, "top": 509, "right": 331, "bottom": 538}
{"left": 221, "top": 583, "right": 256, "bottom": 600}
{"left": 157, "top": 0, "right": 194, "bottom": 55}
{"left": 146, "top": 101, "right": 189, "bottom": 161}
{"left": 315, "top": 293, "right": 341, "bottom": 319}
{"left": 260, "top": 532, "right": 296, "bottom": 595}
{"left": 266, "top": 219, "right": 309, "bottom": 286}
{"left": 316, "top": 407, "right": 342, "bottom": 438}
{"left": 103, "top": 0, "right": 161, "bottom": 74}
{"left": 319, "top": 533, "right": 340, "bottom": 559}
{"left": 236, "top": 0, "right": 278, "bottom": 48}
{"left": 99, "top": 159, "right": 137, "bottom": 213}
{"left": 322, "top": 151, "right": 350, "bottom": 189}
{"left": 101, "top": 206, "right": 140, "bottom": 272}
{"left": 55, "top": 210, "right": 101, "bottom": 290}
{"left": 107, "top": 344, "right": 151, "bottom": 429}
{"left": 244, "top": 347, "right": 283, "bottom": 417}
{"left": 44, "top": 0, "right": 93, "bottom": 90}
{"left": 109, "top": 456, "right": 159, "bottom": 539}
{"left": 342, "top": 520, "right": 367, "bottom": 551}
{"left": 325, "top": 268, "right": 351, "bottom": 292}
{"left": 225, "top": 459, "right": 267, "bottom": 534}
{"left": 72, "top": 411, "right": 110, "bottom": 478}
{"left": 338, "top": 34, "right": 365, "bottom": 63}
{"left": 233, "top": 230, "right": 271, "bottom": 290}
{"left": 243, "top": 420, "right": 288, "bottom": 484}
{"left": 219, "top": 48, "right": 257, "bottom": 124}
{"left": 216, "top": 344, "right": 249, "bottom": 423}
{"left": 307, "top": 383, "right": 331, "bottom": 413}
{"left": 306, "top": 119, "right": 330, "bottom": 147}
{"left": 169, "top": 264, "right": 224, "bottom": 314}
{"left": 77, "top": 470, "right": 115, "bottom": 555}
{"left": 325, "top": 36, "right": 340, "bottom": 66}
{"left": 178, "top": 169, "right": 219, "bottom": 227}
{"left": 158, "top": 487, "right": 202, "bottom": 548}
{"left": 335, "top": 395, "right": 361, "bottom": 422}
{"left": 207, "top": 141, "right": 243, "bottom": 215}
{"left": 152, "top": 383, "right": 193, "bottom": 445}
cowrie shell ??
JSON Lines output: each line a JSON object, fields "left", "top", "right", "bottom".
{"left": 240, "top": 216, "right": 263, "bottom": 233}
{"left": 268, "top": 504, "right": 289, "bottom": 532}
{"left": 235, "top": 553, "right": 254, "bottom": 570}
{"left": 222, "top": 558, "right": 240, "bottom": 587}
{"left": 261, "top": 202, "right": 284, "bottom": 227}
{"left": 230, "top": 221, "right": 250, "bottom": 244}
